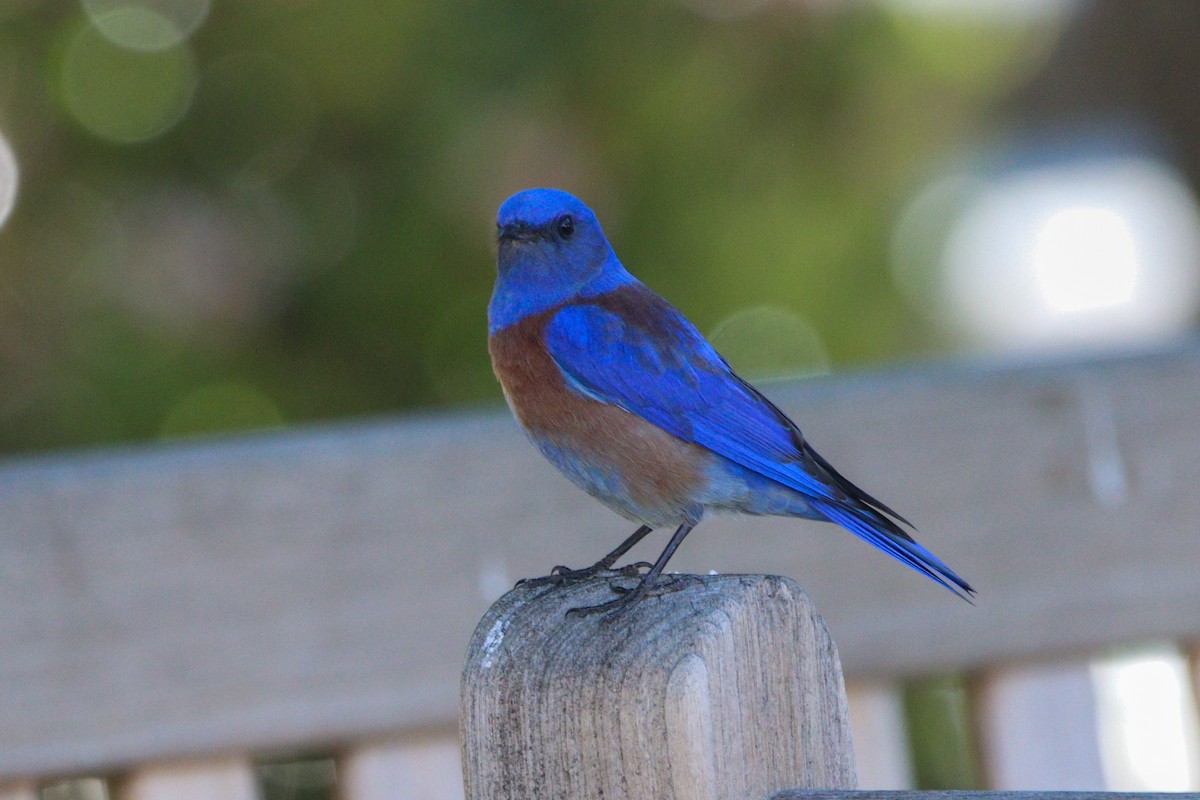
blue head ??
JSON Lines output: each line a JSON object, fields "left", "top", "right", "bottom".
{"left": 488, "top": 188, "right": 635, "bottom": 333}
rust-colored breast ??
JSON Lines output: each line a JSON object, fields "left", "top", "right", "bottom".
{"left": 488, "top": 305, "right": 710, "bottom": 521}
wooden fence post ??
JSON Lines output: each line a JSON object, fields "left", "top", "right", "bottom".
{"left": 459, "top": 572, "right": 856, "bottom": 800}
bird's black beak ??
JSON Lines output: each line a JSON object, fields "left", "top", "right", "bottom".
{"left": 498, "top": 222, "right": 529, "bottom": 243}
{"left": 497, "top": 222, "right": 547, "bottom": 244}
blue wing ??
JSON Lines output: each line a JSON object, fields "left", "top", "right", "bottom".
{"left": 546, "top": 294, "right": 853, "bottom": 505}
{"left": 544, "top": 290, "right": 974, "bottom": 599}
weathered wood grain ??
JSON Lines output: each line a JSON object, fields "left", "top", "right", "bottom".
{"left": 772, "top": 793, "right": 1196, "bottom": 799}
{"left": 460, "top": 573, "right": 855, "bottom": 800}
{"left": 0, "top": 342, "right": 1198, "bottom": 778}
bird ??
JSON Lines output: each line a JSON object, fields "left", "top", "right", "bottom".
{"left": 487, "top": 187, "right": 974, "bottom": 615}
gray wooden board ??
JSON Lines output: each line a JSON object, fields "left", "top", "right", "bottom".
{"left": 1, "top": 341, "right": 1199, "bottom": 778}
{"left": 774, "top": 793, "right": 1198, "bottom": 799}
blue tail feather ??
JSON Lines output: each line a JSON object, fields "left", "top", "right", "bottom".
{"left": 809, "top": 498, "right": 975, "bottom": 601}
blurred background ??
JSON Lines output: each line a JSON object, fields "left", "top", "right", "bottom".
{"left": 4, "top": 0, "right": 1200, "bottom": 797}
{"left": 2, "top": 0, "right": 1198, "bottom": 457}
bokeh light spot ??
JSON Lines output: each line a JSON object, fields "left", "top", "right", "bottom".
{"left": 709, "top": 306, "right": 830, "bottom": 380}
{"left": 0, "top": 130, "right": 18, "bottom": 229}
{"left": 1092, "top": 647, "right": 1200, "bottom": 791}
{"left": 885, "top": 0, "right": 1073, "bottom": 96}
{"left": 83, "top": 0, "right": 211, "bottom": 51}
{"left": 1033, "top": 207, "right": 1138, "bottom": 313}
{"left": 160, "top": 382, "right": 285, "bottom": 440}
{"left": 60, "top": 20, "right": 196, "bottom": 143}
{"left": 901, "top": 155, "right": 1200, "bottom": 353}
{"left": 85, "top": 7, "right": 180, "bottom": 53}
{"left": 885, "top": 0, "right": 1078, "bottom": 23}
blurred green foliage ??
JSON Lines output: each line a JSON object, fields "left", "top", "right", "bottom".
{"left": 0, "top": 0, "right": 1054, "bottom": 454}
{"left": 904, "top": 673, "right": 984, "bottom": 789}
{"left": 258, "top": 754, "right": 336, "bottom": 800}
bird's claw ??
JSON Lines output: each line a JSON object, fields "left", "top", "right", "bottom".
{"left": 516, "top": 560, "right": 653, "bottom": 589}
{"left": 565, "top": 572, "right": 698, "bottom": 620}
{"left": 609, "top": 572, "right": 698, "bottom": 597}
{"left": 565, "top": 583, "right": 647, "bottom": 619}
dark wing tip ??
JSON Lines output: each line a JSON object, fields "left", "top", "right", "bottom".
{"left": 801, "top": 439, "right": 916, "bottom": 531}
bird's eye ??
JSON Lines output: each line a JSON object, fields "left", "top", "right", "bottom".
{"left": 557, "top": 215, "right": 575, "bottom": 239}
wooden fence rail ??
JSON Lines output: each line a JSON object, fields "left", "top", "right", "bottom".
{"left": 0, "top": 340, "right": 1198, "bottom": 793}
{"left": 774, "top": 794, "right": 1195, "bottom": 799}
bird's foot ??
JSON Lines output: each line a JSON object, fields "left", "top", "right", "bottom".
{"left": 516, "top": 560, "right": 652, "bottom": 589}
{"left": 564, "top": 580, "right": 649, "bottom": 619}
{"left": 649, "top": 572, "right": 704, "bottom": 595}
{"left": 565, "top": 572, "right": 700, "bottom": 620}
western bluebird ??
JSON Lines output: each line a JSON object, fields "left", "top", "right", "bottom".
{"left": 488, "top": 188, "right": 973, "bottom": 615}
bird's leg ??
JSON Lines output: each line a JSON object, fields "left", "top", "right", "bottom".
{"left": 592, "top": 524, "right": 656, "bottom": 571}
{"left": 517, "top": 525, "right": 654, "bottom": 588}
{"left": 568, "top": 521, "right": 695, "bottom": 618}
